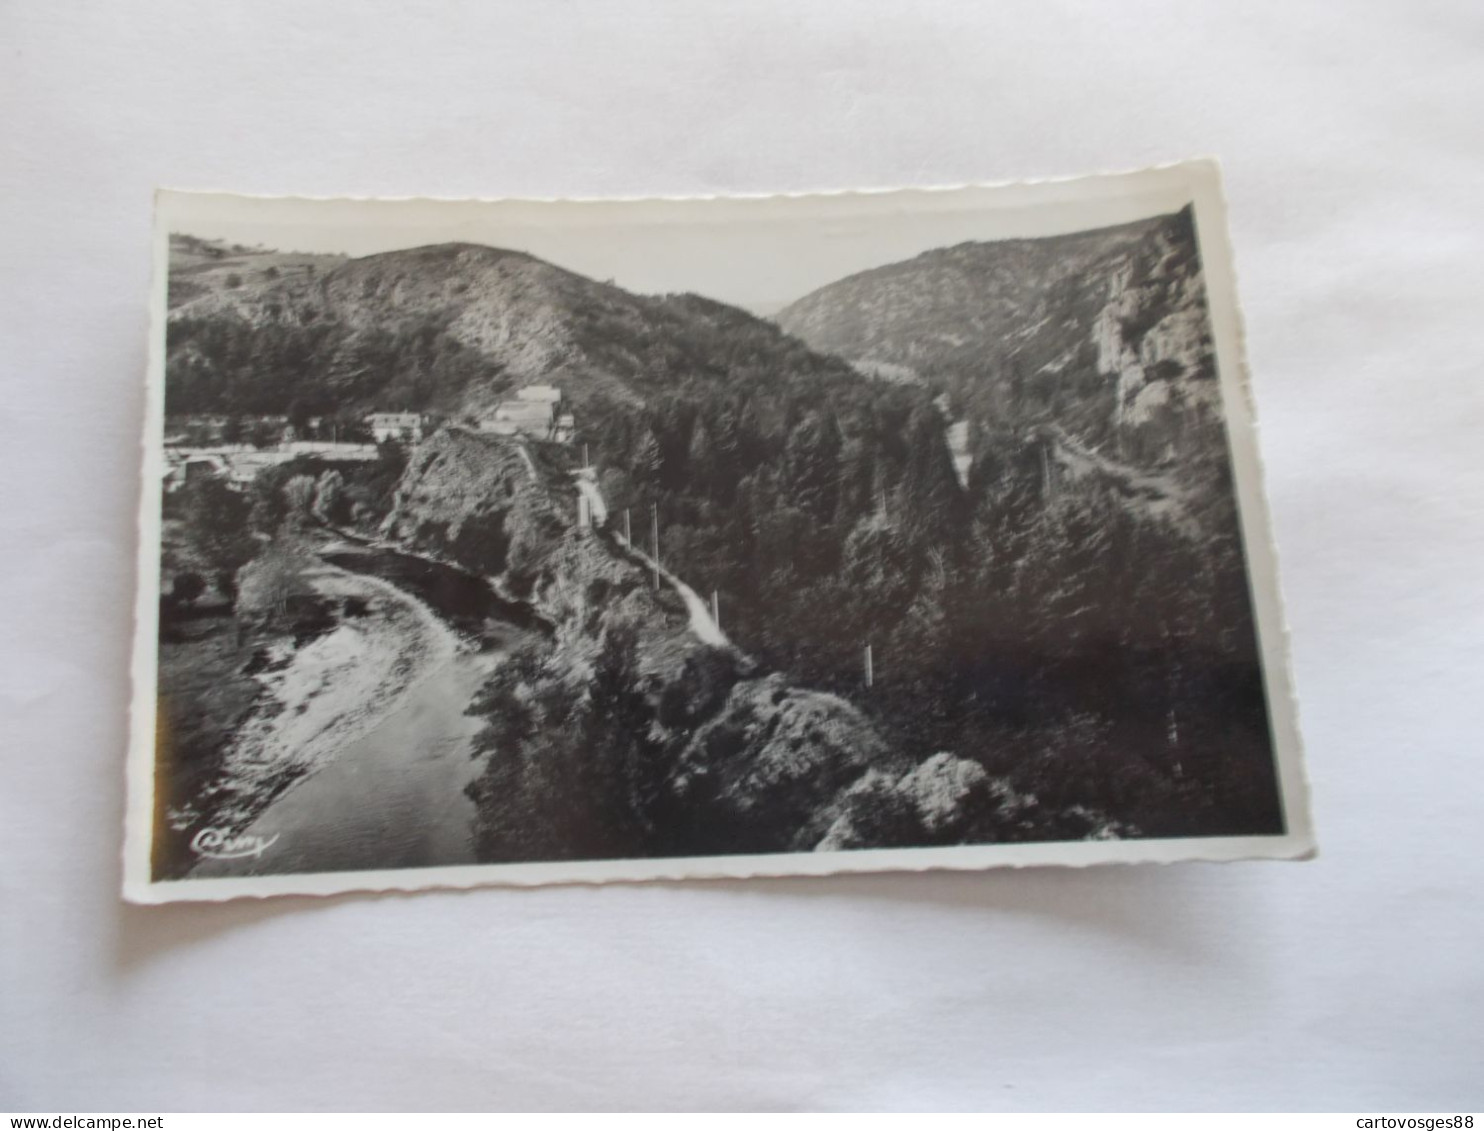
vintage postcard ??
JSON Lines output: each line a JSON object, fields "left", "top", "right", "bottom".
{"left": 124, "top": 161, "right": 1313, "bottom": 902}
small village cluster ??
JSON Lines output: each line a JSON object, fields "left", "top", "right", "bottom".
{"left": 165, "top": 384, "right": 572, "bottom": 492}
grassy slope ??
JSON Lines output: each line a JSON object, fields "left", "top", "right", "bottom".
{"left": 153, "top": 615, "right": 262, "bottom": 878}
{"left": 168, "top": 234, "right": 347, "bottom": 312}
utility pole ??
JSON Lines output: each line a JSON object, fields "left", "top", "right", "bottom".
{"left": 583, "top": 442, "right": 589, "bottom": 470}
{"left": 864, "top": 643, "right": 874, "bottom": 689}
{"left": 711, "top": 590, "right": 720, "bottom": 628}
{"left": 650, "top": 503, "right": 660, "bottom": 589}
{"left": 624, "top": 508, "right": 632, "bottom": 545}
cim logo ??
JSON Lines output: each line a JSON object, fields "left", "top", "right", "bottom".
{"left": 190, "top": 827, "right": 280, "bottom": 860}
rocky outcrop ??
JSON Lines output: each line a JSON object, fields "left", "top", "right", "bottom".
{"left": 777, "top": 206, "right": 1224, "bottom": 483}
{"left": 383, "top": 424, "right": 1115, "bottom": 860}
{"left": 381, "top": 427, "right": 567, "bottom": 586}
{"left": 815, "top": 754, "right": 1000, "bottom": 850}
{"left": 668, "top": 673, "right": 895, "bottom": 853}
{"left": 815, "top": 751, "right": 1129, "bottom": 850}
{"left": 382, "top": 427, "right": 969, "bottom": 858}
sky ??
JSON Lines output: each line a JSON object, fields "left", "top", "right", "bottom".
{"left": 162, "top": 171, "right": 1199, "bottom": 314}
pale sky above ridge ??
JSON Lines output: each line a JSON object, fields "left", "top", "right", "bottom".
{"left": 163, "top": 173, "right": 1196, "bottom": 315}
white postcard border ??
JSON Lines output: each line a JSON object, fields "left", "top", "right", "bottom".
{"left": 123, "top": 159, "right": 1315, "bottom": 904}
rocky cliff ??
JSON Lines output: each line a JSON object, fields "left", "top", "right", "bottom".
{"left": 777, "top": 206, "right": 1224, "bottom": 478}
{"left": 382, "top": 426, "right": 1019, "bottom": 859}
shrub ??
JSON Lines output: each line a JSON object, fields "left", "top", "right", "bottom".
{"left": 236, "top": 542, "right": 316, "bottom": 627}
{"left": 172, "top": 572, "right": 206, "bottom": 606}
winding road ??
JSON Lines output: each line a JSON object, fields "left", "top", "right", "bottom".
{"left": 576, "top": 469, "right": 732, "bottom": 649}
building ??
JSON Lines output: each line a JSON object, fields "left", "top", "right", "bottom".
{"left": 281, "top": 440, "right": 379, "bottom": 457}
{"left": 163, "top": 443, "right": 381, "bottom": 494}
{"left": 477, "top": 385, "right": 571, "bottom": 440}
{"left": 162, "top": 452, "right": 230, "bottom": 492}
{"left": 478, "top": 400, "right": 555, "bottom": 436}
{"left": 367, "top": 412, "right": 424, "bottom": 443}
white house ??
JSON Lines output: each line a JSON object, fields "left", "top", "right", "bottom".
{"left": 478, "top": 400, "right": 555, "bottom": 436}
{"left": 477, "top": 385, "right": 572, "bottom": 439}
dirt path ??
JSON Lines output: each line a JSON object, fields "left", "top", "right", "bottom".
{"left": 1048, "top": 424, "right": 1198, "bottom": 535}
{"left": 582, "top": 474, "right": 733, "bottom": 649}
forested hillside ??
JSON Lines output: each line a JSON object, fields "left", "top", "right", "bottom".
{"left": 582, "top": 207, "right": 1282, "bottom": 838}
{"left": 577, "top": 358, "right": 1279, "bottom": 839}
{"left": 383, "top": 428, "right": 1065, "bottom": 860}
{"left": 164, "top": 237, "right": 863, "bottom": 420}
{"left": 163, "top": 218, "right": 1285, "bottom": 853}
{"left": 777, "top": 207, "right": 1225, "bottom": 473}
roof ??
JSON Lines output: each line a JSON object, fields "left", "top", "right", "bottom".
{"left": 491, "top": 401, "right": 555, "bottom": 424}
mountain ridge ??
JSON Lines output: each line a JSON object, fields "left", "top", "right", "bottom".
{"left": 164, "top": 237, "right": 862, "bottom": 420}
{"left": 775, "top": 207, "right": 1223, "bottom": 474}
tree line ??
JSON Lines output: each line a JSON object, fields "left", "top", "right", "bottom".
{"left": 578, "top": 358, "right": 1280, "bottom": 839}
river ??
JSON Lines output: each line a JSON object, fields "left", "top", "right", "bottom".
{"left": 191, "top": 543, "right": 532, "bottom": 879}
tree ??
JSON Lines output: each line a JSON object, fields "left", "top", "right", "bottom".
{"left": 842, "top": 513, "right": 916, "bottom": 609}
{"left": 179, "top": 477, "right": 255, "bottom": 575}
{"left": 236, "top": 542, "right": 313, "bottom": 625}
{"left": 464, "top": 619, "right": 664, "bottom": 863}
{"left": 249, "top": 420, "right": 280, "bottom": 449}
{"left": 248, "top": 468, "right": 291, "bottom": 534}
{"left": 286, "top": 398, "right": 312, "bottom": 439}
{"left": 376, "top": 436, "right": 407, "bottom": 478}
{"left": 784, "top": 411, "right": 842, "bottom": 519}
{"left": 171, "top": 572, "right": 206, "bottom": 606}
{"left": 331, "top": 412, "right": 372, "bottom": 445}
{"left": 902, "top": 405, "right": 966, "bottom": 545}
{"left": 730, "top": 398, "right": 765, "bottom": 468}
{"left": 633, "top": 430, "right": 662, "bottom": 485}
{"left": 713, "top": 405, "right": 740, "bottom": 464}
{"left": 313, "top": 469, "right": 350, "bottom": 526}
{"left": 687, "top": 418, "right": 715, "bottom": 497}
{"left": 283, "top": 474, "right": 318, "bottom": 525}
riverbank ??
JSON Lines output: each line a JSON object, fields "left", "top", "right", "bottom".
{"left": 175, "top": 534, "right": 535, "bottom": 879}
{"left": 192, "top": 642, "right": 495, "bottom": 877}
{"left": 188, "top": 560, "right": 453, "bottom": 856}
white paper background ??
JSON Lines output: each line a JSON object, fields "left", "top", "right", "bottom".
{"left": 2, "top": 0, "right": 1480, "bottom": 1113}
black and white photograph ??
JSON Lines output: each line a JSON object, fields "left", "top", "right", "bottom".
{"left": 125, "top": 163, "right": 1311, "bottom": 900}
{"left": 18, "top": 0, "right": 1484, "bottom": 1112}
